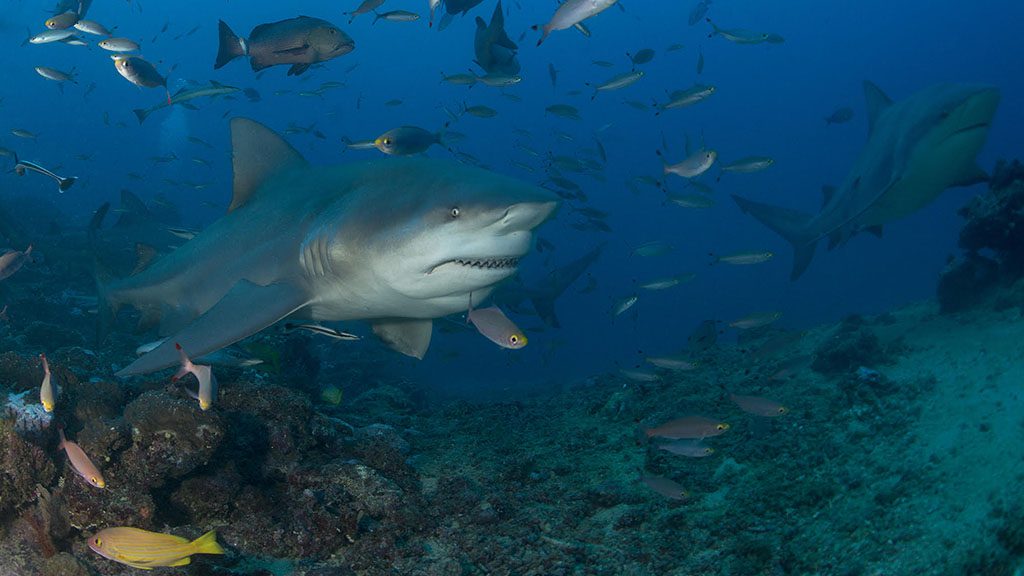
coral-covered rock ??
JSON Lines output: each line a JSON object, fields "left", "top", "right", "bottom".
{"left": 169, "top": 464, "right": 243, "bottom": 524}
{"left": 811, "top": 317, "right": 899, "bottom": 376}
{"left": 0, "top": 419, "right": 57, "bottom": 519}
{"left": 120, "top": 391, "right": 224, "bottom": 488}
{"left": 938, "top": 160, "right": 1024, "bottom": 312}
{"left": 59, "top": 478, "right": 157, "bottom": 532}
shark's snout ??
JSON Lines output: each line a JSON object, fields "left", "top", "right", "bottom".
{"left": 500, "top": 200, "right": 558, "bottom": 232}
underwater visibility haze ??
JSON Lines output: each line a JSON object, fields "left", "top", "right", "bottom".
{"left": 1, "top": 0, "right": 1024, "bottom": 574}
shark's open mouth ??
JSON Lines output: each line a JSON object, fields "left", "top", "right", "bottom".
{"left": 450, "top": 256, "right": 521, "bottom": 269}
{"left": 429, "top": 256, "right": 521, "bottom": 273}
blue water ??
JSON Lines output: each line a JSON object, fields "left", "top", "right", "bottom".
{"left": 2, "top": 0, "right": 1021, "bottom": 394}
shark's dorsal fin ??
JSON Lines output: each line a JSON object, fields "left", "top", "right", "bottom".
{"left": 863, "top": 81, "right": 893, "bottom": 136}
{"left": 131, "top": 243, "right": 158, "bottom": 276}
{"left": 229, "top": 118, "right": 308, "bottom": 212}
{"left": 821, "top": 185, "right": 837, "bottom": 208}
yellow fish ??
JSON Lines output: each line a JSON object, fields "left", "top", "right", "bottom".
{"left": 88, "top": 528, "right": 224, "bottom": 570}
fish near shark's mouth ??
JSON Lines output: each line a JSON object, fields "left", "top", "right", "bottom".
{"left": 429, "top": 256, "right": 521, "bottom": 274}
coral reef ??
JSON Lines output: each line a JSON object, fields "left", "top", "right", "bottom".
{"left": 938, "top": 159, "right": 1024, "bottom": 312}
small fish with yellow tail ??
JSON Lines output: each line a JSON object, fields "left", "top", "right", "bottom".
{"left": 58, "top": 428, "right": 105, "bottom": 488}
{"left": 39, "top": 353, "right": 55, "bottom": 412}
{"left": 89, "top": 527, "right": 224, "bottom": 569}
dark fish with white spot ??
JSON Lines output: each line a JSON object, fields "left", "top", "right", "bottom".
{"left": 215, "top": 17, "right": 355, "bottom": 76}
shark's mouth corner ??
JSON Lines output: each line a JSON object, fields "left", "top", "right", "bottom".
{"left": 952, "top": 121, "right": 991, "bottom": 136}
{"left": 428, "top": 256, "right": 521, "bottom": 274}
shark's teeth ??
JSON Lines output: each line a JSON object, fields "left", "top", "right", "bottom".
{"left": 450, "top": 257, "right": 520, "bottom": 270}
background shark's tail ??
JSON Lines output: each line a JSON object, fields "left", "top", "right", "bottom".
{"left": 88, "top": 203, "right": 119, "bottom": 344}
{"left": 732, "top": 195, "right": 817, "bottom": 280}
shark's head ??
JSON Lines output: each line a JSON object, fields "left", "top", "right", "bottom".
{"left": 926, "top": 84, "right": 1000, "bottom": 149}
{"left": 325, "top": 159, "right": 557, "bottom": 307}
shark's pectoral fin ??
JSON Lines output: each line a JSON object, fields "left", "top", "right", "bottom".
{"left": 826, "top": 230, "right": 842, "bottom": 251}
{"left": 116, "top": 280, "right": 309, "bottom": 377}
{"left": 732, "top": 194, "right": 817, "bottom": 280}
{"left": 953, "top": 163, "right": 989, "bottom": 188}
{"left": 372, "top": 319, "right": 433, "bottom": 359}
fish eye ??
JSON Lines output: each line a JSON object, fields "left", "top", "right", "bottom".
{"left": 510, "top": 335, "right": 519, "bottom": 344}
{"left": 450, "top": 207, "right": 460, "bottom": 218}
{"left": 383, "top": 138, "right": 391, "bottom": 146}
{"left": 717, "top": 423, "right": 728, "bottom": 430}
{"left": 94, "top": 537, "right": 102, "bottom": 546}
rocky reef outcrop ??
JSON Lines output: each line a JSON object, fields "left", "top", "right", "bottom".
{"left": 938, "top": 159, "right": 1024, "bottom": 312}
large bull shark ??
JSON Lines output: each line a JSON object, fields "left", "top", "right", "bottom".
{"left": 107, "top": 118, "right": 557, "bottom": 376}
{"left": 733, "top": 81, "right": 1000, "bottom": 279}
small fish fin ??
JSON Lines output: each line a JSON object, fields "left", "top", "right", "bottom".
{"left": 287, "top": 63, "right": 311, "bottom": 76}
{"left": 865, "top": 225, "right": 883, "bottom": 238}
{"left": 131, "top": 243, "right": 158, "bottom": 276}
{"left": 132, "top": 108, "right": 148, "bottom": 124}
{"left": 863, "top": 80, "right": 892, "bottom": 136}
{"left": 214, "top": 20, "right": 245, "bottom": 69}
{"left": 372, "top": 319, "right": 433, "bottom": 360}
{"left": 116, "top": 280, "right": 309, "bottom": 376}
{"left": 191, "top": 530, "right": 225, "bottom": 556}
{"left": 58, "top": 177, "right": 77, "bottom": 193}
{"left": 228, "top": 118, "right": 308, "bottom": 212}
{"left": 821, "top": 185, "right": 837, "bottom": 208}
{"left": 953, "top": 163, "right": 989, "bottom": 188}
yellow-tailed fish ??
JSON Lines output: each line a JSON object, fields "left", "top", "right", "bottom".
{"left": 89, "top": 527, "right": 224, "bottom": 569}
{"left": 173, "top": 343, "right": 218, "bottom": 410}
{"left": 39, "top": 353, "right": 55, "bottom": 412}
{"left": 59, "top": 428, "right": 105, "bottom": 488}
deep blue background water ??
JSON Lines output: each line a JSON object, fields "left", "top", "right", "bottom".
{"left": 2, "top": 0, "right": 1021, "bottom": 395}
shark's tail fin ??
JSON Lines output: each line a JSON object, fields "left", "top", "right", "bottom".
{"left": 732, "top": 195, "right": 816, "bottom": 280}
{"left": 530, "top": 242, "right": 606, "bottom": 328}
{"left": 89, "top": 203, "right": 119, "bottom": 343}
{"left": 529, "top": 293, "right": 561, "bottom": 329}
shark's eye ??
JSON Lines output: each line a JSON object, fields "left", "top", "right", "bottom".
{"left": 450, "top": 207, "right": 460, "bottom": 218}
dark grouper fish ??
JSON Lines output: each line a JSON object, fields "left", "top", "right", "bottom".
{"left": 215, "top": 16, "right": 355, "bottom": 76}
